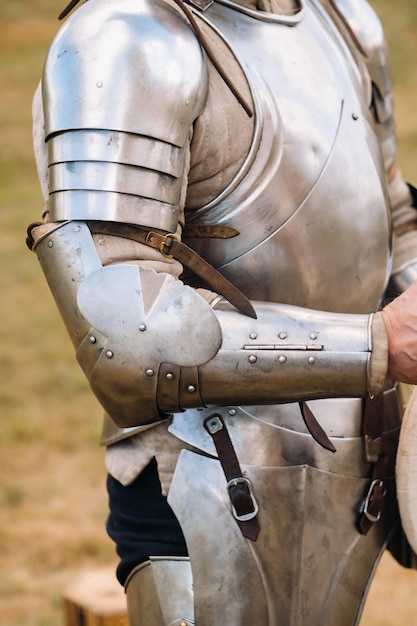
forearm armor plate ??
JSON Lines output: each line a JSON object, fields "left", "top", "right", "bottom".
{"left": 33, "top": 221, "right": 373, "bottom": 428}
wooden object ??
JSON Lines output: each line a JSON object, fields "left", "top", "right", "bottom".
{"left": 63, "top": 566, "right": 129, "bottom": 626}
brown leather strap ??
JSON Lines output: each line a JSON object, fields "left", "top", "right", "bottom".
{"left": 362, "top": 392, "right": 384, "bottom": 464}
{"left": 359, "top": 453, "right": 388, "bottom": 536}
{"left": 173, "top": 0, "right": 253, "bottom": 117}
{"left": 183, "top": 224, "right": 240, "bottom": 239}
{"left": 88, "top": 221, "right": 257, "bottom": 319}
{"left": 299, "top": 402, "right": 336, "bottom": 453}
{"left": 204, "top": 413, "right": 260, "bottom": 541}
{"left": 359, "top": 394, "right": 387, "bottom": 535}
{"left": 58, "top": 0, "right": 80, "bottom": 19}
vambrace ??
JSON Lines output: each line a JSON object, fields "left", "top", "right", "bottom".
{"left": 32, "top": 221, "right": 374, "bottom": 429}
{"left": 166, "top": 299, "right": 374, "bottom": 414}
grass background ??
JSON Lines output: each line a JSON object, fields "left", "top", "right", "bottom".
{"left": 1, "top": 0, "right": 417, "bottom": 624}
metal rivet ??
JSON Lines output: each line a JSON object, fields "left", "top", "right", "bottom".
{"left": 139, "top": 324, "right": 146, "bottom": 332}
{"left": 310, "top": 332, "right": 318, "bottom": 340}
{"left": 206, "top": 416, "right": 223, "bottom": 434}
{"left": 96, "top": 81, "right": 103, "bottom": 88}
{"left": 89, "top": 336, "right": 96, "bottom": 344}
{"left": 352, "top": 112, "right": 359, "bottom": 120}
{"left": 248, "top": 355, "right": 257, "bottom": 364}
{"left": 308, "top": 356, "right": 316, "bottom": 365}
{"left": 249, "top": 332, "right": 258, "bottom": 340}
{"left": 74, "top": 225, "right": 81, "bottom": 232}
{"left": 165, "top": 372, "right": 174, "bottom": 380}
{"left": 187, "top": 385, "right": 196, "bottom": 393}
{"left": 106, "top": 350, "right": 113, "bottom": 359}
{"left": 278, "top": 332, "right": 287, "bottom": 340}
{"left": 278, "top": 355, "right": 287, "bottom": 364}
{"left": 229, "top": 408, "right": 237, "bottom": 416}
{"left": 47, "top": 240, "right": 53, "bottom": 248}
{"left": 145, "top": 368, "right": 154, "bottom": 377}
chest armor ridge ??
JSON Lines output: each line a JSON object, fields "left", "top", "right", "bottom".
{"left": 184, "top": 0, "right": 392, "bottom": 313}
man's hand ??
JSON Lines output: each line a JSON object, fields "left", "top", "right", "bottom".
{"left": 381, "top": 280, "right": 417, "bottom": 383}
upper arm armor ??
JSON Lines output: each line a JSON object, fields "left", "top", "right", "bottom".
{"left": 42, "top": 0, "right": 208, "bottom": 230}
{"left": 43, "top": 0, "right": 207, "bottom": 143}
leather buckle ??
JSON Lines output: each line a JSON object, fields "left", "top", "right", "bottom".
{"left": 145, "top": 231, "right": 178, "bottom": 258}
{"left": 227, "top": 477, "right": 259, "bottom": 522}
{"left": 361, "top": 479, "right": 386, "bottom": 523}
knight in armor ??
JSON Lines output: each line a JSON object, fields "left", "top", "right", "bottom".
{"left": 29, "top": 0, "right": 417, "bottom": 623}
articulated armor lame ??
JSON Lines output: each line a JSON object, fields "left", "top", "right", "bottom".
{"left": 31, "top": 0, "right": 413, "bottom": 623}
{"left": 43, "top": 0, "right": 208, "bottom": 231}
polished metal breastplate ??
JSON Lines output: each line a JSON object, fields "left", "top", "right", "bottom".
{"left": 184, "top": 0, "right": 392, "bottom": 314}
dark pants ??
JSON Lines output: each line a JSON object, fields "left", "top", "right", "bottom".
{"left": 106, "top": 457, "right": 188, "bottom": 585}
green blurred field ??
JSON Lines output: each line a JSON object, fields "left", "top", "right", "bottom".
{"left": 1, "top": 1, "right": 417, "bottom": 624}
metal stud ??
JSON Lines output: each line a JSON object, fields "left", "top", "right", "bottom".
{"left": 89, "top": 336, "right": 96, "bottom": 344}
{"left": 248, "top": 355, "right": 257, "bottom": 364}
{"left": 278, "top": 332, "right": 287, "bottom": 340}
{"left": 146, "top": 368, "right": 154, "bottom": 377}
{"left": 165, "top": 372, "right": 174, "bottom": 380}
{"left": 187, "top": 385, "right": 196, "bottom": 393}
{"left": 139, "top": 324, "right": 147, "bottom": 332}
{"left": 310, "top": 331, "right": 319, "bottom": 340}
{"left": 229, "top": 408, "right": 237, "bottom": 416}
{"left": 308, "top": 356, "right": 316, "bottom": 365}
{"left": 106, "top": 350, "right": 113, "bottom": 359}
{"left": 249, "top": 332, "right": 258, "bottom": 340}
{"left": 278, "top": 355, "right": 287, "bottom": 364}
{"left": 47, "top": 240, "right": 53, "bottom": 248}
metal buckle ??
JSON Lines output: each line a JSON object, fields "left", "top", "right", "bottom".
{"left": 145, "top": 231, "right": 178, "bottom": 258}
{"left": 227, "top": 477, "right": 259, "bottom": 522}
{"left": 361, "top": 479, "right": 386, "bottom": 523}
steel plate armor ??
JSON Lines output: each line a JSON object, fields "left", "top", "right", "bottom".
{"left": 31, "top": 0, "right": 414, "bottom": 623}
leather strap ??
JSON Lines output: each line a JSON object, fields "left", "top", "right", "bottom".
{"left": 183, "top": 224, "right": 239, "bottom": 238}
{"left": 58, "top": 0, "right": 80, "bottom": 19}
{"left": 299, "top": 401, "right": 336, "bottom": 453}
{"left": 88, "top": 221, "right": 257, "bottom": 319}
{"left": 359, "top": 393, "right": 387, "bottom": 535}
{"left": 204, "top": 413, "right": 260, "bottom": 541}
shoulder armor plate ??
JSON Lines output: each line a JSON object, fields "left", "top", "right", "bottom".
{"left": 42, "top": 0, "right": 208, "bottom": 147}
